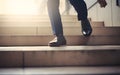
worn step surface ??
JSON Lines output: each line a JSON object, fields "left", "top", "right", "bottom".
{"left": 0, "top": 46, "right": 120, "bottom": 67}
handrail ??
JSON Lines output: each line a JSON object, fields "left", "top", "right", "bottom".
{"left": 87, "top": 1, "right": 98, "bottom": 10}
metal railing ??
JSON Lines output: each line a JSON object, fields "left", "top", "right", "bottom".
{"left": 87, "top": 1, "right": 98, "bottom": 10}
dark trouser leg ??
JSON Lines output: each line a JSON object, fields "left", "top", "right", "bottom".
{"left": 69, "top": 0, "right": 88, "bottom": 20}
{"left": 47, "top": 0, "right": 63, "bottom": 36}
{"left": 69, "top": 0, "right": 92, "bottom": 36}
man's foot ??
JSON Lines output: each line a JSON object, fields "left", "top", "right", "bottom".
{"left": 81, "top": 19, "right": 92, "bottom": 36}
{"left": 48, "top": 35, "right": 66, "bottom": 47}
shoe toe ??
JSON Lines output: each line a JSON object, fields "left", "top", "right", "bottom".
{"left": 49, "top": 41, "right": 58, "bottom": 47}
{"left": 82, "top": 29, "right": 92, "bottom": 36}
{"left": 48, "top": 36, "right": 66, "bottom": 47}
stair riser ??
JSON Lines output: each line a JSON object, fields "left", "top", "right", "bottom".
{"left": 0, "top": 52, "right": 23, "bottom": 67}
{"left": 0, "top": 36, "right": 120, "bottom": 46}
{"left": 0, "top": 21, "right": 104, "bottom": 29}
{"left": 0, "top": 27, "right": 120, "bottom": 36}
{"left": 0, "top": 15, "right": 91, "bottom": 23}
{"left": 0, "top": 50, "right": 120, "bottom": 67}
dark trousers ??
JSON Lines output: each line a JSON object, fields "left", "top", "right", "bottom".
{"left": 47, "top": 0, "right": 88, "bottom": 36}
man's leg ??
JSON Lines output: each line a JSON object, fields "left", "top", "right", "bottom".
{"left": 47, "top": 0, "right": 63, "bottom": 36}
{"left": 47, "top": 0, "right": 66, "bottom": 46}
{"left": 69, "top": 0, "right": 92, "bottom": 36}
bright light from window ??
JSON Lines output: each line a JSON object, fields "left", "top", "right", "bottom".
{"left": 4, "top": 0, "right": 39, "bottom": 15}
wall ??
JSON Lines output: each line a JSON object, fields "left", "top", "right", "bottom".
{"left": 87, "top": 0, "right": 120, "bottom": 27}
{"left": 67, "top": 0, "right": 120, "bottom": 27}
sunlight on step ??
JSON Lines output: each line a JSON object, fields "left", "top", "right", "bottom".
{"left": 0, "top": 67, "right": 120, "bottom": 74}
{"left": 0, "top": 46, "right": 120, "bottom": 51}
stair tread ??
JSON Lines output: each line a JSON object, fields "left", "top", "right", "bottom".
{"left": 0, "top": 15, "right": 103, "bottom": 28}
{"left": 0, "top": 45, "right": 120, "bottom": 51}
{"left": 0, "top": 21, "right": 104, "bottom": 29}
{"left": 0, "top": 27, "right": 120, "bottom": 36}
{"left": 0, "top": 67, "right": 120, "bottom": 74}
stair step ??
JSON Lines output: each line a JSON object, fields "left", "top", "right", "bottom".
{"left": 0, "top": 21, "right": 104, "bottom": 36}
{"left": 0, "top": 26, "right": 120, "bottom": 46}
{"left": 0, "top": 15, "right": 104, "bottom": 28}
{"left": 0, "top": 21, "right": 104, "bottom": 27}
{"left": 0, "top": 15, "right": 78, "bottom": 22}
{"left": 92, "top": 27, "right": 120, "bottom": 36}
{"left": 0, "top": 15, "right": 104, "bottom": 36}
{"left": 0, "top": 46, "right": 120, "bottom": 67}
{"left": 0, "top": 35, "right": 120, "bottom": 46}
{"left": 91, "top": 21, "right": 104, "bottom": 27}
{"left": 0, "top": 67, "right": 120, "bottom": 74}
{"left": 0, "top": 36, "right": 120, "bottom": 46}
{"left": 1, "top": 46, "right": 120, "bottom": 51}
{"left": 0, "top": 25, "right": 118, "bottom": 36}
{"left": 0, "top": 15, "right": 91, "bottom": 22}
{"left": 0, "top": 15, "right": 78, "bottom": 19}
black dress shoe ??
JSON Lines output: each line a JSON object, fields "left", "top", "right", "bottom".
{"left": 81, "top": 19, "right": 92, "bottom": 36}
{"left": 48, "top": 35, "right": 66, "bottom": 47}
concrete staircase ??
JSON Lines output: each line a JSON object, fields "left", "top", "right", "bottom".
{"left": 0, "top": 67, "right": 120, "bottom": 75}
{"left": 0, "top": 15, "right": 120, "bottom": 46}
{"left": 0, "top": 15, "right": 120, "bottom": 69}
{"left": 0, "top": 46, "right": 120, "bottom": 68}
